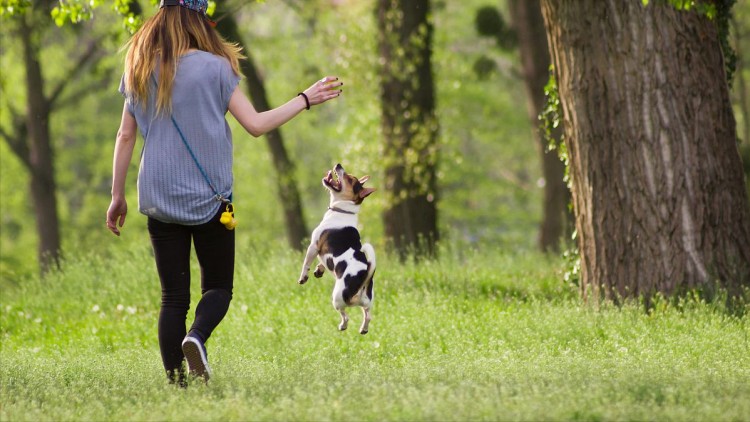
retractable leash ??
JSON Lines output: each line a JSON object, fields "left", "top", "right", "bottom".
{"left": 151, "top": 75, "right": 237, "bottom": 230}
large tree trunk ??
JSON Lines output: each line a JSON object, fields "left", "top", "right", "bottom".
{"left": 215, "top": 7, "right": 308, "bottom": 250}
{"left": 377, "top": 0, "right": 439, "bottom": 259}
{"left": 541, "top": 0, "right": 750, "bottom": 302}
{"left": 508, "top": 0, "right": 572, "bottom": 253}
{"left": 20, "top": 15, "right": 61, "bottom": 274}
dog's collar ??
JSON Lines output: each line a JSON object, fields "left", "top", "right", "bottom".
{"left": 328, "top": 206, "right": 356, "bottom": 215}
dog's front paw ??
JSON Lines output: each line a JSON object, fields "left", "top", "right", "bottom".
{"left": 298, "top": 275, "right": 309, "bottom": 285}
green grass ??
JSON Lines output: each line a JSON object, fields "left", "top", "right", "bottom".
{"left": 2, "top": 245, "right": 749, "bottom": 421}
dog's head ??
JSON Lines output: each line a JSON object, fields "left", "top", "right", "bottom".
{"left": 322, "top": 163, "right": 375, "bottom": 205}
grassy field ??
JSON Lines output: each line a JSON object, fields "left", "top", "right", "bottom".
{"left": 1, "top": 244, "right": 749, "bottom": 421}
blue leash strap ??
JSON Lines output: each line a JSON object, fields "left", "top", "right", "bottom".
{"left": 152, "top": 74, "right": 229, "bottom": 203}
{"left": 169, "top": 115, "right": 229, "bottom": 203}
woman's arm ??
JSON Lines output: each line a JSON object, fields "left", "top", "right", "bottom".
{"left": 228, "top": 76, "right": 342, "bottom": 137}
{"left": 106, "top": 104, "right": 138, "bottom": 236}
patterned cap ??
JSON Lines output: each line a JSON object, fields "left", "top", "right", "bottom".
{"left": 160, "top": 0, "right": 208, "bottom": 16}
{"left": 160, "top": 0, "right": 216, "bottom": 26}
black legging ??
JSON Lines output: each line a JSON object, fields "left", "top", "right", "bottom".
{"left": 147, "top": 206, "right": 234, "bottom": 373}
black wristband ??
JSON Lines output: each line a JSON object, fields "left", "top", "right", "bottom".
{"left": 298, "top": 92, "right": 310, "bottom": 110}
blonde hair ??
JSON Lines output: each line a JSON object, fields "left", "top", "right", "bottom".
{"left": 123, "top": 6, "right": 244, "bottom": 114}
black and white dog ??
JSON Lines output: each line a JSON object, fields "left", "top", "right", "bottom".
{"left": 298, "top": 164, "right": 376, "bottom": 334}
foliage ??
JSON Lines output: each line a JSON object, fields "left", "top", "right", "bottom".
{"left": 642, "top": 0, "right": 719, "bottom": 15}
{"left": 49, "top": 0, "right": 223, "bottom": 33}
{"left": 2, "top": 246, "right": 749, "bottom": 420}
{"left": 0, "top": 0, "right": 545, "bottom": 279}
{"left": 716, "top": 0, "right": 738, "bottom": 84}
{"left": 561, "top": 238, "right": 580, "bottom": 287}
{"left": 0, "top": 0, "right": 28, "bottom": 17}
{"left": 474, "top": 5, "right": 516, "bottom": 51}
{"left": 52, "top": 0, "right": 106, "bottom": 26}
{"left": 471, "top": 6, "right": 517, "bottom": 81}
{"left": 0, "top": 0, "right": 150, "bottom": 31}
{"left": 52, "top": 0, "right": 156, "bottom": 33}
{"left": 540, "top": 67, "right": 566, "bottom": 176}
{"left": 539, "top": 67, "right": 580, "bottom": 283}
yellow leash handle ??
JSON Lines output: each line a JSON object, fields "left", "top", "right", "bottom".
{"left": 219, "top": 203, "right": 238, "bottom": 230}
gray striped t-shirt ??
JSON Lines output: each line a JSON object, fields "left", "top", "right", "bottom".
{"left": 120, "top": 51, "right": 241, "bottom": 225}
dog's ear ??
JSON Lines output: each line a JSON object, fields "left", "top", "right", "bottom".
{"left": 359, "top": 175, "right": 370, "bottom": 185}
{"left": 359, "top": 187, "right": 376, "bottom": 199}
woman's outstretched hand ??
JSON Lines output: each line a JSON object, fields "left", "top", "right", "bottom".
{"left": 303, "top": 76, "right": 343, "bottom": 107}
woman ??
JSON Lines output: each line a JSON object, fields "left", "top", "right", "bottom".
{"left": 106, "top": 0, "right": 342, "bottom": 386}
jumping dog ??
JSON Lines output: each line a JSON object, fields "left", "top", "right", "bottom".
{"left": 298, "top": 164, "right": 376, "bottom": 334}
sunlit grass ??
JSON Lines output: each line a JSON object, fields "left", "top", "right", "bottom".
{"left": 2, "top": 245, "right": 749, "bottom": 421}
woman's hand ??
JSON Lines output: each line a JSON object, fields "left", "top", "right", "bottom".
{"left": 106, "top": 196, "right": 128, "bottom": 236}
{"left": 303, "top": 76, "right": 343, "bottom": 107}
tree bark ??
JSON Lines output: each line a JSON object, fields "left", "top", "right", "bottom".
{"left": 508, "top": 0, "right": 572, "bottom": 253}
{"left": 377, "top": 0, "right": 439, "bottom": 259}
{"left": 541, "top": 0, "right": 750, "bottom": 301}
{"left": 215, "top": 7, "right": 308, "bottom": 250}
{"left": 19, "top": 15, "right": 61, "bottom": 274}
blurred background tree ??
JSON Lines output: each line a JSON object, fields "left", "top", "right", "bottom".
{"left": 377, "top": 0, "right": 439, "bottom": 259}
{"left": 1, "top": 0, "right": 748, "bottom": 307}
{"left": 214, "top": 1, "right": 308, "bottom": 251}
{"left": 474, "top": 1, "right": 573, "bottom": 253}
{"left": 0, "top": 0, "right": 136, "bottom": 274}
{"left": 3, "top": 0, "right": 529, "bottom": 278}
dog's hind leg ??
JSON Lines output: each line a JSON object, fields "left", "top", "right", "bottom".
{"left": 359, "top": 244, "right": 375, "bottom": 335}
{"left": 313, "top": 262, "right": 326, "bottom": 278}
{"left": 359, "top": 306, "right": 371, "bottom": 334}
{"left": 338, "top": 310, "right": 349, "bottom": 331}
{"left": 361, "top": 243, "right": 376, "bottom": 274}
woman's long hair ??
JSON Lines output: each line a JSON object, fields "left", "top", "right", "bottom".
{"left": 123, "top": 6, "right": 244, "bottom": 114}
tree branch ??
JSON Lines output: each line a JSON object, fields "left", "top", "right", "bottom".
{"left": 0, "top": 109, "right": 32, "bottom": 171}
{"left": 47, "top": 40, "right": 100, "bottom": 109}
{"left": 213, "top": 1, "right": 247, "bottom": 25}
{"left": 53, "top": 74, "right": 112, "bottom": 110}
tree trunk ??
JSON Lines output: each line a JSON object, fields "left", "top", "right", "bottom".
{"left": 20, "top": 15, "right": 61, "bottom": 274}
{"left": 215, "top": 8, "right": 308, "bottom": 250}
{"left": 508, "top": 0, "right": 572, "bottom": 253}
{"left": 541, "top": 0, "right": 750, "bottom": 302}
{"left": 732, "top": 17, "right": 750, "bottom": 144}
{"left": 377, "top": 0, "right": 439, "bottom": 259}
